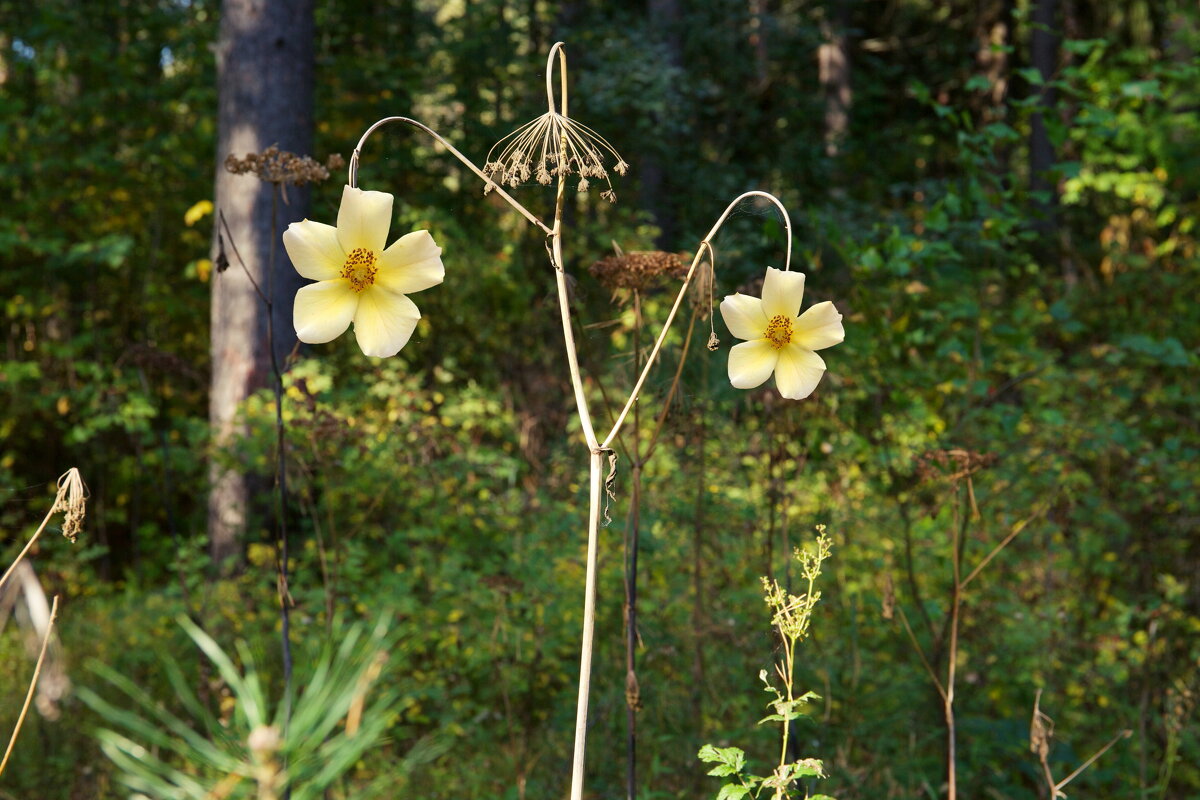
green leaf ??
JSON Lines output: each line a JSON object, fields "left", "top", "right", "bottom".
{"left": 717, "top": 784, "right": 751, "bottom": 800}
{"left": 1017, "top": 67, "right": 1045, "bottom": 85}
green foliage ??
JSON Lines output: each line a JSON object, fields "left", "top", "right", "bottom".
{"left": 700, "top": 536, "right": 834, "bottom": 800}
{"left": 1, "top": 0, "right": 1199, "bottom": 798}
{"left": 78, "top": 616, "right": 405, "bottom": 800}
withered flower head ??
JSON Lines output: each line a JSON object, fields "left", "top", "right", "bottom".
{"left": 589, "top": 250, "right": 687, "bottom": 293}
{"left": 225, "top": 146, "right": 345, "bottom": 187}
{"left": 483, "top": 111, "right": 629, "bottom": 202}
{"left": 52, "top": 468, "right": 87, "bottom": 542}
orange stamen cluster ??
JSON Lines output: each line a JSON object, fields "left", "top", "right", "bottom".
{"left": 341, "top": 248, "right": 378, "bottom": 293}
{"left": 765, "top": 314, "right": 793, "bottom": 349}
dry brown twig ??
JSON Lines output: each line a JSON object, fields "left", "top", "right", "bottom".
{"left": 0, "top": 469, "right": 83, "bottom": 777}
{"left": 1031, "top": 688, "right": 1131, "bottom": 798}
{"left": 0, "top": 595, "right": 59, "bottom": 777}
{"left": 892, "top": 453, "right": 1048, "bottom": 800}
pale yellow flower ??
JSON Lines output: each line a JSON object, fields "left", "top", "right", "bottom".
{"left": 283, "top": 185, "right": 445, "bottom": 358}
{"left": 719, "top": 267, "right": 844, "bottom": 399}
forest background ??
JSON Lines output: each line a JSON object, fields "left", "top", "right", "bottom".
{"left": 1, "top": 0, "right": 1198, "bottom": 798}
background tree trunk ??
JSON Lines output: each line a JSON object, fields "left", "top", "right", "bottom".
{"left": 643, "top": 0, "right": 681, "bottom": 248}
{"left": 818, "top": 0, "right": 852, "bottom": 158}
{"left": 208, "top": 0, "right": 314, "bottom": 569}
{"left": 1029, "top": 0, "right": 1059, "bottom": 238}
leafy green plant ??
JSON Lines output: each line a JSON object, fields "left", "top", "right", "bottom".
{"left": 78, "top": 616, "right": 402, "bottom": 800}
{"left": 699, "top": 531, "right": 835, "bottom": 800}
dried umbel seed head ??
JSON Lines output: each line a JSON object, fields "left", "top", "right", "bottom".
{"left": 916, "top": 448, "right": 997, "bottom": 483}
{"left": 589, "top": 250, "right": 688, "bottom": 293}
{"left": 52, "top": 468, "right": 86, "bottom": 543}
{"left": 225, "top": 146, "right": 344, "bottom": 187}
{"left": 483, "top": 110, "right": 628, "bottom": 202}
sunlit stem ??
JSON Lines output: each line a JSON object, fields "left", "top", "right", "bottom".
{"left": 542, "top": 42, "right": 597, "bottom": 449}
{"left": 569, "top": 450, "right": 604, "bottom": 800}
{"left": 546, "top": 41, "right": 569, "bottom": 118}
{"left": 600, "top": 190, "right": 793, "bottom": 450}
{"left": 0, "top": 595, "right": 58, "bottom": 777}
{"left": 547, "top": 42, "right": 604, "bottom": 800}
{"left": 348, "top": 116, "right": 551, "bottom": 236}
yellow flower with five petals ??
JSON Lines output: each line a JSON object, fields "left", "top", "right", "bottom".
{"left": 719, "top": 267, "right": 844, "bottom": 399}
{"left": 283, "top": 185, "right": 445, "bottom": 358}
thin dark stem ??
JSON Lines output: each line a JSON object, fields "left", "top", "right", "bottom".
{"left": 945, "top": 484, "right": 970, "bottom": 800}
{"left": 897, "top": 495, "right": 936, "bottom": 639}
{"left": 624, "top": 290, "right": 643, "bottom": 800}
{"left": 689, "top": 381, "right": 707, "bottom": 745}
{"left": 267, "top": 187, "right": 293, "bottom": 800}
{"left": 643, "top": 306, "right": 698, "bottom": 463}
{"left": 625, "top": 464, "right": 642, "bottom": 800}
{"left": 219, "top": 210, "right": 267, "bottom": 305}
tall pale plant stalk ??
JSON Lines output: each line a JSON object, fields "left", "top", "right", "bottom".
{"left": 0, "top": 595, "right": 58, "bottom": 777}
{"left": 345, "top": 43, "right": 795, "bottom": 799}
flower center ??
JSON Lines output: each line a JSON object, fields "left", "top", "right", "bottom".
{"left": 765, "top": 314, "right": 793, "bottom": 349}
{"left": 340, "top": 248, "right": 378, "bottom": 292}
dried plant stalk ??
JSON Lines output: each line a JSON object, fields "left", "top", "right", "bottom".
{"left": 0, "top": 469, "right": 86, "bottom": 594}
{"left": 0, "top": 594, "right": 59, "bottom": 777}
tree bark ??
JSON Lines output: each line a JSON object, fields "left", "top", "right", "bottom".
{"left": 818, "top": 0, "right": 852, "bottom": 158}
{"left": 208, "top": 0, "right": 314, "bottom": 569}
{"left": 642, "top": 0, "right": 681, "bottom": 248}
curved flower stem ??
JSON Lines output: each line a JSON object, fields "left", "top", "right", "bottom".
{"left": 543, "top": 43, "right": 599, "bottom": 451}
{"left": 348, "top": 116, "right": 552, "bottom": 236}
{"left": 546, "top": 41, "right": 569, "bottom": 118}
{"left": 600, "top": 190, "right": 793, "bottom": 450}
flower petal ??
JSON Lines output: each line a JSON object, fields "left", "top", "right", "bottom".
{"left": 774, "top": 345, "right": 826, "bottom": 400}
{"left": 283, "top": 219, "right": 345, "bottom": 281}
{"left": 376, "top": 230, "right": 445, "bottom": 294}
{"left": 720, "top": 293, "right": 768, "bottom": 341}
{"left": 793, "top": 301, "right": 845, "bottom": 351}
{"left": 728, "top": 339, "right": 780, "bottom": 389}
{"left": 352, "top": 288, "right": 421, "bottom": 358}
{"left": 336, "top": 185, "right": 393, "bottom": 254}
{"left": 761, "top": 267, "right": 805, "bottom": 319}
{"left": 294, "top": 280, "right": 358, "bottom": 344}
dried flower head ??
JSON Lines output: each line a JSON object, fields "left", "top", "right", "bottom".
{"left": 225, "top": 146, "right": 345, "bottom": 187}
{"left": 483, "top": 111, "right": 628, "bottom": 201}
{"left": 51, "top": 468, "right": 87, "bottom": 542}
{"left": 589, "top": 250, "right": 687, "bottom": 293}
{"left": 1030, "top": 690, "right": 1054, "bottom": 761}
{"left": 915, "top": 448, "right": 996, "bottom": 483}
